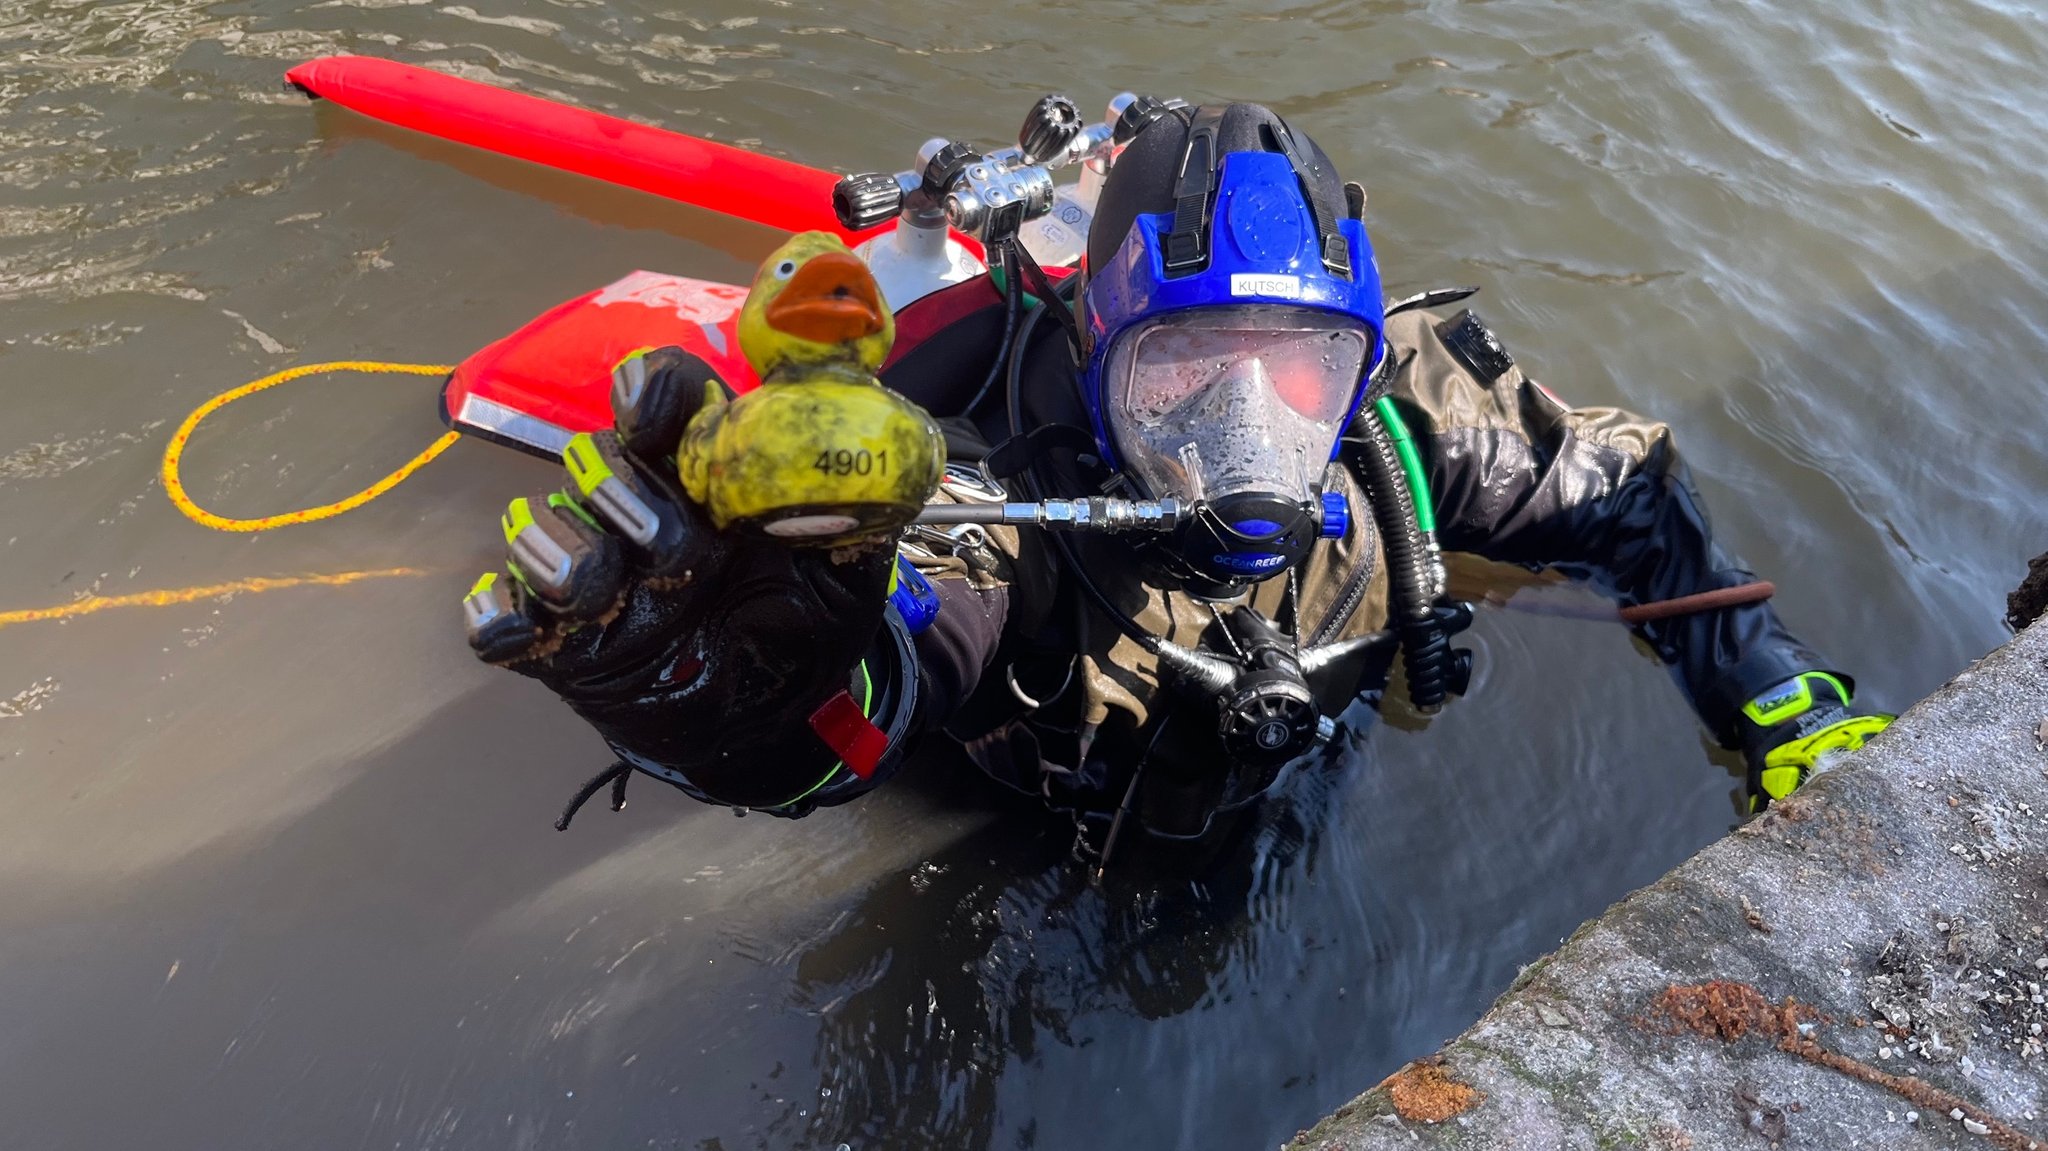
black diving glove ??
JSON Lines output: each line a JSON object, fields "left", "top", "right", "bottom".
{"left": 1736, "top": 672, "right": 1893, "bottom": 811}
{"left": 462, "top": 346, "right": 899, "bottom": 812}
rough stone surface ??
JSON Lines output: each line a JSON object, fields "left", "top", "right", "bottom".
{"left": 2010, "top": 553, "right": 2048, "bottom": 633}
{"left": 1288, "top": 624, "right": 2048, "bottom": 1151}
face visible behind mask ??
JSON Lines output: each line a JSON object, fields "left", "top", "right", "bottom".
{"left": 1097, "top": 305, "right": 1371, "bottom": 589}
{"left": 1105, "top": 305, "right": 1369, "bottom": 508}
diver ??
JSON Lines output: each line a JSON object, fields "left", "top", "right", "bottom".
{"left": 462, "top": 102, "right": 1892, "bottom": 849}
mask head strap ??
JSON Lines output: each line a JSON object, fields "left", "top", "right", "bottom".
{"left": 1162, "top": 107, "right": 1225, "bottom": 273}
{"left": 1159, "top": 107, "right": 1353, "bottom": 281}
{"left": 1264, "top": 118, "right": 1351, "bottom": 279}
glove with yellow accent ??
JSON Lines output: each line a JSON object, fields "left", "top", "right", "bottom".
{"left": 461, "top": 346, "right": 908, "bottom": 815}
{"left": 1737, "top": 672, "right": 1893, "bottom": 810}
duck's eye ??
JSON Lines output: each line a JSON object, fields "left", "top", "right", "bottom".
{"left": 773, "top": 259, "right": 798, "bottom": 280}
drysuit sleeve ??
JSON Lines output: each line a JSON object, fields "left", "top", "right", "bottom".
{"left": 1385, "top": 305, "right": 1836, "bottom": 744}
{"left": 898, "top": 481, "right": 1035, "bottom": 729}
{"left": 912, "top": 575, "right": 1011, "bottom": 722}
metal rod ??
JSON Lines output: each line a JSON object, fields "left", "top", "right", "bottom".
{"left": 912, "top": 497, "right": 1186, "bottom": 532}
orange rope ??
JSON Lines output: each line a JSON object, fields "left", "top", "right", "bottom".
{"left": 0, "top": 568, "right": 429, "bottom": 630}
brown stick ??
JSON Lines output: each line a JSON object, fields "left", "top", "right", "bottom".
{"left": 1619, "top": 581, "right": 1775, "bottom": 625}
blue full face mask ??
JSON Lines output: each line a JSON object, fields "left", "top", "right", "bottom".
{"left": 1081, "top": 107, "right": 1387, "bottom": 591}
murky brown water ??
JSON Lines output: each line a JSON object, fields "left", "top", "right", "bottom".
{"left": 3, "top": 1, "right": 2045, "bottom": 1147}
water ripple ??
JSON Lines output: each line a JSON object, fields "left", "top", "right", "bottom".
{"left": 3, "top": 1, "right": 2047, "bottom": 1149}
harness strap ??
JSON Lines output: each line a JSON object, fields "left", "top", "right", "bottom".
{"left": 1013, "top": 240, "right": 1082, "bottom": 353}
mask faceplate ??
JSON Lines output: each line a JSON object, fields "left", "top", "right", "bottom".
{"left": 1104, "top": 305, "right": 1369, "bottom": 509}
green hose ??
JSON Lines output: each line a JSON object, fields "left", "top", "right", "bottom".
{"left": 1373, "top": 395, "right": 1435, "bottom": 535}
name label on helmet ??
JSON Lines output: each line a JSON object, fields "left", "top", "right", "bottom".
{"left": 1230, "top": 273, "right": 1302, "bottom": 299}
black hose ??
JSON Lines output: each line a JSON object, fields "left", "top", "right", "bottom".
{"left": 1004, "top": 299, "right": 1049, "bottom": 497}
{"left": 554, "top": 759, "right": 631, "bottom": 831}
{"left": 1353, "top": 411, "right": 1456, "bottom": 712}
{"left": 963, "top": 239, "right": 1023, "bottom": 418}
{"left": 1001, "top": 266, "right": 1083, "bottom": 469}
{"left": 1002, "top": 286, "right": 1162, "bottom": 654}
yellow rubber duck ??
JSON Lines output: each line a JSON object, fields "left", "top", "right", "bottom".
{"left": 678, "top": 231, "right": 944, "bottom": 545}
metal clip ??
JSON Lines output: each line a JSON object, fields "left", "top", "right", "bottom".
{"left": 942, "top": 464, "right": 1008, "bottom": 503}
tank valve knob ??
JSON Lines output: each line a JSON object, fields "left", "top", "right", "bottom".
{"left": 832, "top": 172, "right": 904, "bottom": 232}
{"left": 919, "top": 140, "right": 981, "bottom": 199}
{"left": 1018, "top": 94, "right": 1084, "bottom": 164}
{"left": 1114, "top": 94, "right": 1180, "bottom": 145}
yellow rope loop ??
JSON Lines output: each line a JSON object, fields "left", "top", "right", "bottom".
{"left": 162, "top": 361, "right": 459, "bottom": 532}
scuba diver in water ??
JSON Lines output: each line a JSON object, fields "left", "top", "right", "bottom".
{"left": 463, "top": 101, "right": 1892, "bottom": 850}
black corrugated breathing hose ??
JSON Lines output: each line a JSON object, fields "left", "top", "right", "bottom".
{"left": 1352, "top": 407, "right": 1462, "bottom": 713}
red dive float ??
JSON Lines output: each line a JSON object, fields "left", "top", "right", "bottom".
{"left": 287, "top": 55, "right": 872, "bottom": 454}
{"left": 285, "top": 55, "right": 867, "bottom": 240}
{"left": 289, "top": 56, "right": 1116, "bottom": 456}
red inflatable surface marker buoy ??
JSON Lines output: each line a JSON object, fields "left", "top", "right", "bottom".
{"left": 285, "top": 55, "right": 871, "bottom": 242}
{"left": 442, "top": 271, "right": 760, "bottom": 458}
{"left": 286, "top": 55, "right": 993, "bottom": 459}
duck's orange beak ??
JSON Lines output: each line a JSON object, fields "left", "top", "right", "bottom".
{"left": 763, "top": 252, "right": 886, "bottom": 344}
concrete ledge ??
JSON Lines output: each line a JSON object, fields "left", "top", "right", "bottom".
{"left": 1289, "top": 624, "right": 2048, "bottom": 1150}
